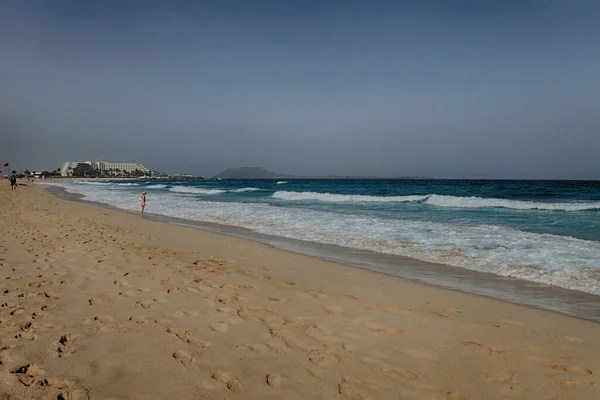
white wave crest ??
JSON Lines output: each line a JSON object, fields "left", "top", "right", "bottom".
{"left": 231, "top": 187, "right": 261, "bottom": 193}
{"left": 425, "top": 195, "right": 600, "bottom": 211}
{"left": 273, "top": 191, "right": 428, "bottom": 203}
{"left": 277, "top": 181, "right": 289, "bottom": 185}
{"left": 273, "top": 191, "right": 600, "bottom": 210}
{"left": 74, "top": 181, "right": 112, "bottom": 186}
{"left": 116, "top": 183, "right": 140, "bottom": 186}
{"left": 146, "top": 184, "right": 167, "bottom": 189}
{"left": 169, "top": 186, "right": 226, "bottom": 195}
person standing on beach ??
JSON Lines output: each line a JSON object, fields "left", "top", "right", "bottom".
{"left": 9, "top": 174, "right": 17, "bottom": 190}
{"left": 140, "top": 192, "right": 147, "bottom": 215}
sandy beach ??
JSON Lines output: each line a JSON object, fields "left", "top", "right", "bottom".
{"left": 0, "top": 184, "right": 598, "bottom": 399}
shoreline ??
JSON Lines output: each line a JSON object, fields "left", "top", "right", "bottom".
{"left": 46, "top": 184, "right": 600, "bottom": 323}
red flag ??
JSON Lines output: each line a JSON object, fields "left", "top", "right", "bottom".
{"left": 3, "top": 163, "right": 8, "bottom": 167}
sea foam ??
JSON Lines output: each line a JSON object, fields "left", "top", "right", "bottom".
{"left": 170, "top": 186, "right": 226, "bottom": 195}
{"left": 273, "top": 191, "right": 600, "bottom": 211}
{"left": 272, "top": 191, "right": 428, "bottom": 203}
{"left": 74, "top": 181, "right": 112, "bottom": 186}
{"left": 231, "top": 187, "right": 262, "bottom": 193}
{"left": 425, "top": 194, "right": 600, "bottom": 211}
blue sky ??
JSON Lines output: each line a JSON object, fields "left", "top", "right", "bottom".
{"left": 1, "top": 0, "right": 599, "bottom": 178}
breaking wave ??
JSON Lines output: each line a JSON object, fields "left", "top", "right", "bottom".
{"left": 273, "top": 191, "right": 600, "bottom": 211}
{"left": 273, "top": 191, "right": 429, "bottom": 203}
{"left": 74, "top": 181, "right": 112, "bottom": 186}
{"left": 169, "top": 186, "right": 226, "bottom": 195}
{"left": 424, "top": 195, "right": 600, "bottom": 211}
{"left": 231, "top": 187, "right": 262, "bottom": 193}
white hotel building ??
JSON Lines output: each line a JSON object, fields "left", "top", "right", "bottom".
{"left": 60, "top": 161, "right": 149, "bottom": 176}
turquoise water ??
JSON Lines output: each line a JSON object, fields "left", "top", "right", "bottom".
{"left": 47, "top": 179, "right": 600, "bottom": 295}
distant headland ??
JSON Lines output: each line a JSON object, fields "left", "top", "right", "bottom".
{"left": 213, "top": 167, "right": 432, "bottom": 180}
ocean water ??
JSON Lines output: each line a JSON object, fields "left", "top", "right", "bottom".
{"left": 44, "top": 179, "right": 600, "bottom": 295}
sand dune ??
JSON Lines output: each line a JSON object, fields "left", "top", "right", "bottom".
{"left": 0, "top": 184, "right": 598, "bottom": 399}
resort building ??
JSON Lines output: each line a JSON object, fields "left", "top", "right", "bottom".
{"left": 60, "top": 161, "right": 149, "bottom": 177}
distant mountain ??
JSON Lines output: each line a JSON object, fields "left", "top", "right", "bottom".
{"left": 214, "top": 167, "right": 289, "bottom": 179}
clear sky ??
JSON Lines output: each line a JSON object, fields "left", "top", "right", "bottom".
{"left": 1, "top": 0, "right": 599, "bottom": 179}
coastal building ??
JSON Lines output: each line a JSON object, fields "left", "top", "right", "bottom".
{"left": 60, "top": 162, "right": 80, "bottom": 177}
{"left": 60, "top": 161, "right": 149, "bottom": 176}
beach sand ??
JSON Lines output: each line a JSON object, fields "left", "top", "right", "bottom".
{"left": 0, "top": 184, "right": 599, "bottom": 399}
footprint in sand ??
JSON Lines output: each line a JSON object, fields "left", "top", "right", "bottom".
{"left": 324, "top": 306, "right": 348, "bottom": 317}
{"left": 550, "top": 364, "right": 593, "bottom": 375}
{"left": 396, "top": 348, "right": 441, "bottom": 363}
{"left": 93, "top": 315, "right": 114, "bottom": 324}
{"left": 244, "top": 344, "right": 269, "bottom": 354}
{"left": 43, "top": 292, "right": 59, "bottom": 300}
{"left": 363, "top": 321, "right": 404, "bottom": 335}
{"left": 88, "top": 298, "right": 101, "bottom": 306}
{"left": 20, "top": 322, "right": 33, "bottom": 332}
{"left": 15, "top": 332, "right": 36, "bottom": 341}
{"left": 268, "top": 297, "right": 289, "bottom": 303}
{"left": 135, "top": 299, "right": 155, "bottom": 309}
{"left": 483, "top": 371, "right": 518, "bottom": 383}
{"left": 337, "top": 377, "right": 377, "bottom": 400}
{"left": 57, "top": 334, "right": 75, "bottom": 357}
{"left": 170, "top": 311, "right": 186, "bottom": 318}
{"left": 359, "top": 355, "right": 418, "bottom": 381}
{"left": 57, "top": 389, "right": 89, "bottom": 400}
{"left": 342, "top": 342, "right": 359, "bottom": 352}
{"left": 42, "top": 376, "right": 75, "bottom": 389}
{"left": 0, "top": 347, "right": 13, "bottom": 368}
{"left": 426, "top": 310, "right": 450, "bottom": 318}
{"left": 309, "top": 351, "right": 339, "bottom": 368}
{"left": 166, "top": 326, "right": 209, "bottom": 347}
{"left": 446, "top": 390, "right": 467, "bottom": 400}
{"left": 173, "top": 350, "right": 194, "bottom": 365}
{"left": 266, "top": 373, "right": 284, "bottom": 388}
{"left": 11, "top": 364, "right": 45, "bottom": 387}
{"left": 557, "top": 379, "right": 596, "bottom": 387}
{"left": 267, "top": 340, "right": 290, "bottom": 354}
{"left": 462, "top": 341, "right": 503, "bottom": 356}
{"left": 129, "top": 316, "right": 148, "bottom": 324}
{"left": 210, "top": 323, "right": 230, "bottom": 333}
{"left": 212, "top": 371, "right": 241, "bottom": 392}
{"left": 215, "top": 294, "right": 238, "bottom": 305}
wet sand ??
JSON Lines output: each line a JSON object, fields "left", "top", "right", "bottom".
{"left": 0, "top": 184, "right": 599, "bottom": 399}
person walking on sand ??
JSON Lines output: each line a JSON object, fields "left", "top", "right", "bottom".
{"left": 140, "top": 192, "right": 147, "bottom": 215}
{"left": 9, "top": 174, "right": 17, "bottom": 191}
